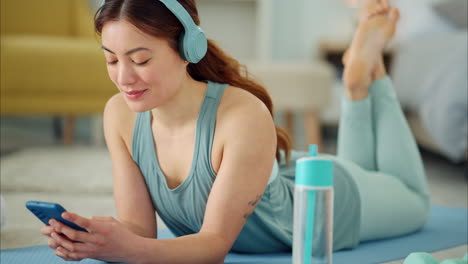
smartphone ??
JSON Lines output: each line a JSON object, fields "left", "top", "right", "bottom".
{"left": 25, "top": 201, "right": 87, "bottom": 232}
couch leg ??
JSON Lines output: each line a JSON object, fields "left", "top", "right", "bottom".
{"left": 52, "top": 117, "right": 62, "bottom": 141}
{"left": 304, "top": 110, "right": 323, "bottom": 152}
{"left": 63, "top": 116, "right": 76, "bottom": 145}
{"left": 91, "top": 115, "right": 105, "bottom": 146}
{"left": 284, "top": 110, "right": 295, "bottom": 148}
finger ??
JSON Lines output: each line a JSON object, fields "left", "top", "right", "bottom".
{"left": 53, "top": 213, "right": 96, "bottom": 243}
{"left": 54, "top": 222, "right": 94, "bottom": 244}
{"left": 59, "top": 246, "right": 89, "bottom": 261}
{"left": 51, "top": 232, "right": 74, "bottom": 251}
{"left": 40, "top": 225, "right": 54, "bottom": 236}
{"left": 62, "top": 212, "right": 93, "bottom": 231}
{"left": 56, "top": 246, "right": 84, "bottom": 261}
{"left": 47, "top": 238, "right": 59, "bottom": 249}
{"left": 68, "top": 251, "right": 90, "bottom": 261}
{"left": 52, "top": 231, "right": 94, "bottom": 257}
{"left": 55, "top": 247, "right": 73, "bottom": 261}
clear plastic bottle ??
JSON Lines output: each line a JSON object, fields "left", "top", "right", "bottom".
{"left": 293, "top": 145, "right": 334, "bottom": 264}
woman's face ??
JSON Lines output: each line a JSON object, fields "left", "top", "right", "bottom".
{"left": 101, "top": 20, "right": 187, "bottom": 112}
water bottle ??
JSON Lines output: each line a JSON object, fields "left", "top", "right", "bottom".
{"left": 293, "top": 145, "right": 334, "bottom": 264}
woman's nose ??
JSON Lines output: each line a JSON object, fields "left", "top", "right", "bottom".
{"left": 117, "top": 64, "right": 137, "bottom": 86}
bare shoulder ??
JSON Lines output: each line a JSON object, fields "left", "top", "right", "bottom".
{"left": 216, "top": 85, "right": 276, "bottom": 141}
{"left": 103, "top": 93, "right": 136, "bottom": 152}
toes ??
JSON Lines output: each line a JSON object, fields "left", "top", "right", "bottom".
{"left": 373, "top": 2, "right": 391, "bottom": 16}
{"left": 389, "top": 7, "right": 400, "bottom": 23}
{"left": 381, "top": 0, "right": 390, "bottom": 10}
{"left": 384, "top": 8, "right": 400, "bottom": 39}
{"left": 362, "top": 0, "right": 391, "bottom": 20}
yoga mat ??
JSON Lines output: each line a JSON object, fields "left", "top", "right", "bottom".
{"left": 1, "top": 206, "right": 466, "bottom": 264}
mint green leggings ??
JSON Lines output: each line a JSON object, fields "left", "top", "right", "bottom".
{"left": 337, "top": 76, "right": 431, "bottom": 242}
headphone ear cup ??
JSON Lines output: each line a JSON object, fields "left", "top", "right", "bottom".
{"left": 180, "top": 27, "right": 207, "bottom": 64}
{"left": 178, "top": 30, "right": 189, "bottom": 61}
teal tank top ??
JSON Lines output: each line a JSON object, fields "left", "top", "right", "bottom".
{"left": 132, "top": 81, "right": 361, "bottom": 253}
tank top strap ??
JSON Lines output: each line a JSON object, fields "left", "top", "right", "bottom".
{"left": 131, "top": 111, "right": 154, "bottom": 172}
{"left": 195, "top": 81, "right": 228, "bottom": 178}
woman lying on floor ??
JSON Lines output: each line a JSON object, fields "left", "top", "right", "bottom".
{"left": 41, "top": 0, "right": 430, "bottom": 263}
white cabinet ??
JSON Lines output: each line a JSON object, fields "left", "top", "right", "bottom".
{"left": 197, "top": 0, "right": 272, "bottom": 61}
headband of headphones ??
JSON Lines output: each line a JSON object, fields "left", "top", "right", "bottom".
{"left": 159, "top": 0, "right": 196, "bottom": 30}
{"left": 99, "top": 0, "right": 207, "bottom": 63}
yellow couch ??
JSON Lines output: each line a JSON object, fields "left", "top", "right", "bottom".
{"left": 0, "top": 0, "right": 116, "bottom": 143}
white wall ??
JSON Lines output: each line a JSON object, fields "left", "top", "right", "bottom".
{"left": 89, "top": 0, "right": 100, "bottom": 11}
{"left": 271, "top": 0, "right": 355, "bottom": 61}
{"left": 89, "top": 0, "right": 454, "bottom": 62}
{"left": 88, "top": 0, "right": 358, "bottom": 62}
{"left": 197, "top": 0, "right": 258, "bottom": 61}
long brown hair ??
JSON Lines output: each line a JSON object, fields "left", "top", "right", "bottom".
{"left": 94, "top": 0, "right": 291, "bottom": 164}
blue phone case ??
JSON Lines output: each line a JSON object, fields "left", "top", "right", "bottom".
{"left": 25, "top": 201, "right": 87, "bottom": 232}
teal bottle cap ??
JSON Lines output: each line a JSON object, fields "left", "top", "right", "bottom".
{"left": 295, "top": 145, "right": 333, "bottom": 186}
{"left": 309, "top": 144, "right": 318, "bottom": 157}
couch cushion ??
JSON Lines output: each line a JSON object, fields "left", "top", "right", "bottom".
{"left": 246, "top": 61, "right": 335, "bottom": 112}
{"left": 0, "top": 0, "right": 74, "bottom": 36}
{"left": 0, "top": 36, "right": 116, "bottom": 115}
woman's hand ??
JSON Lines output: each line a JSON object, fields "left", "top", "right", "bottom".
{"left": 45, "top": 212, "right": 143, "bottom": 262}
{"left": 40, "top": 221, "right": 61, "bottom": 252}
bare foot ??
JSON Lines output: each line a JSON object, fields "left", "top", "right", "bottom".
{"left": 342, "top": 0, "right": 400, "bottom": 101}
{"left": 342, "top": 52, "right": 385, "bottom": 82}
{"left": 371, "top": 55, "right": 386, "bottom": 81}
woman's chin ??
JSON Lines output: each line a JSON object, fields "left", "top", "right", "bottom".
{"left": 125, "top": 101, "right": 153, "bottom": 113}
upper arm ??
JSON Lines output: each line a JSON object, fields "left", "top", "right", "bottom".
{"left": 103, "top": 94, "right": 157, "bottom": 238}
{"left": 199, "top": 95, "right": 277, "bottom": 252}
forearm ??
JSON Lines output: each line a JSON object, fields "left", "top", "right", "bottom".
{"left": 120, "top": 220, "right": 156, "bottom": 239}
{"left": 132, "top": 232, "right": 228, "bottom": 264}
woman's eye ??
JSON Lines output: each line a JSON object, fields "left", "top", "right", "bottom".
{"left": 134, "top": 59, "right": 151, "bottom": 66}
{"left": 107, "top": 60, "right": 118, "bottom": 65}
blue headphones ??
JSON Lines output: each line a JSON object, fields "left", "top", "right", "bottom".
{"left": 100, "top": 0, "right": 208, "bottom": 63}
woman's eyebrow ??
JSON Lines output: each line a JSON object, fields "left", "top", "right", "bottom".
{"left": 101, "top": 46, "right": 152, "bottom": 55}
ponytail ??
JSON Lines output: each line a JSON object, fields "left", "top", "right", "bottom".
{"left": 188, "top": 40, "right": 292, "bottom": 164}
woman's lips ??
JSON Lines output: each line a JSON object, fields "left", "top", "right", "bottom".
{"left": 124, "top": 89, "right": 147, "bottom": 100}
